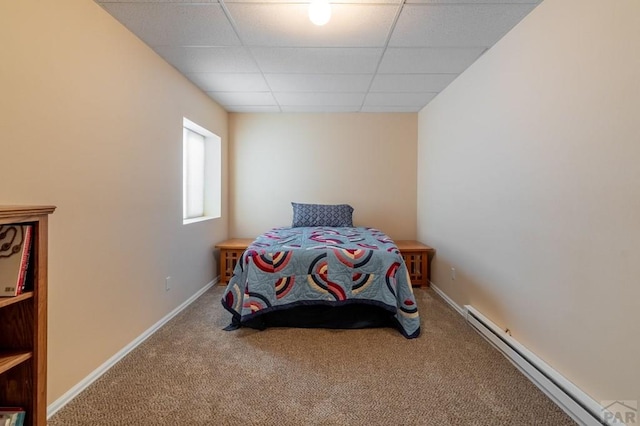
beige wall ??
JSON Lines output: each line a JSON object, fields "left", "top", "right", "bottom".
{"left": 417, "top": 0, "right": 640, "bottom": 403}
{"left": 229, "top": 113, "right": 418, "bottom": 240}
{"left": 1, "top": 0, "right": 228, "bottom": 403}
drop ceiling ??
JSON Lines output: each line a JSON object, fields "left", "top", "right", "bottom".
{"left": 96, "top": 0, "right": 542, "bottom": 113}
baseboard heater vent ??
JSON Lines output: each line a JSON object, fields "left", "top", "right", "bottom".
{"left": 464, "top": 305, "right": 616, "bottom": 426}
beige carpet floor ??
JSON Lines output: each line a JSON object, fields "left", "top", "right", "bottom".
{"left": 48, "top": 285, "right": 575, "bottom": 425}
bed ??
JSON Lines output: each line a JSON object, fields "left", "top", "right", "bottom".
{"left": 220, "top": 224, "right": 421, "bottom": 339}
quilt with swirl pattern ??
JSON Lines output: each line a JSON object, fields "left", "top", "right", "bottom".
{"left": 220, "top": 226, "right": 420, "bottom": 338}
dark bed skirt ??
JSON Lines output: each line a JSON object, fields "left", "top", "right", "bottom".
{"left": 243, "top": 303, "right": 396, "bottom": 330}
{"left": 222, "top": 300, "right": 420, "bottom": 338}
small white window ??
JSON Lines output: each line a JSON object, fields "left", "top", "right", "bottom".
{"left": 182, "top": 118, "right": 221, "bottom": 224}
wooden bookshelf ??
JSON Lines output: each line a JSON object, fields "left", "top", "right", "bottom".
{"left": 0, "top": 206, "right": 55, "bottom": 426}
{"left": 0, "top": 352, "right": 32, "bottom": 375}
{"left": 0, "top": 292, "right": 33, "bottom": 309}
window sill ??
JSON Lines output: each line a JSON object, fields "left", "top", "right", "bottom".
{"left": 183, "top": 216, "right": 219, "bottom": 225}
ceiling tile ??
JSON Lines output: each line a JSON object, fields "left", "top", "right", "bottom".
{"left": 100, "top": 0, "right": 217, "bottom": 3}
{"left": 226, "top": 3, "right": 398, "bottom": 47}
{"left": 406, "top": 0, "right": 539, "bottom": 3}
{"left": 274, "top": 92, "right": 365, "bottom": 106}
{"left": 364, "top": 92, "right": 437, "bottom": 106}
{"left": 224, "top": 105, "right": 282, "bottom": 113}
{"left": 96, "top": 0, "right": 540, "bottom": 113}
{"left": 280, "top": 106, "right": 362, "bottom": 113}
{"left": 208, "top": 91, "right": 277, "bottom": 106}
{"left": 99, "top": 3, "right": 240, "bottom": 47}
{"left": 361, "top": 106, "right": 421, "bottom": 112}
{"left": 370, "top": 73, "right": 456, "bottom": 92}
{"left": 185, "top": 73, "right": 270, "bottom": 92}
{"left": 224, "top": 0, "right": 401, "bottom": 4}
{"left": 389, "top": 4, "right": 538, "bottom": 47}
{"left": 251, "top": 47, "right": 383, "bottom": 74}
{"left": 264, "top": 74, "right": 372, "bottom": 92}
{"left": 378, "top": 47, "right": 484, "bottom": 73}
{"left": 154, "top": 46, "right": 259, "bottom": 73}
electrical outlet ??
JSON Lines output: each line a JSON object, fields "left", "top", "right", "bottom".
{"left": 165, "top": 276, "right": 171, "bottom": 291}
{"left": 451, "top": 267, "right": 456, "bottom": 280}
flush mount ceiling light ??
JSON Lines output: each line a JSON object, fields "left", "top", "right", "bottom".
{"left": 308, "top": 0, "right": 331, "bottom": 26}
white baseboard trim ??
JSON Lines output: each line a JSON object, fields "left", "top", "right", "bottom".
{"left": 429, "top": 281, "right": 465, "bottom": 317}
{"left": 428, "top": 281, "right": 615, "bottom": 426}
{"left": 47, "top": 279, "right": 217, "bottom": 418}
{"left": 464, "top": 305, "right": 614, "bottom": 425}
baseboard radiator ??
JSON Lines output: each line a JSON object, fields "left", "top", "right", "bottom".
{"left": 464, "top": 305, "right": 618, "bottom": 426}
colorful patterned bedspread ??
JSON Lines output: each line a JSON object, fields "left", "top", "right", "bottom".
{"left": 220, "top": 227, "right": 420, "bottom": 338}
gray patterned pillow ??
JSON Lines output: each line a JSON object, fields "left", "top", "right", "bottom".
{"left": 291, "top": 202, "right": 354, "bottom": 227}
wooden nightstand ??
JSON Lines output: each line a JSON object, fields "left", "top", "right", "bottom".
{"left": 215, "top": 238, "right": 253, "bottom": 285}
{"left": 394, "top": 240, "right": 435, "bottom": 287}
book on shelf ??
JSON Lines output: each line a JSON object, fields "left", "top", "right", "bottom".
{"left": 20, "top": 241, "right": 35, "bottom": 295}
{"left": 0, "top": 224, "right": 33, "bottom": 297}
{"left": 0, "top": 407, "right": 25, "bottom": 426}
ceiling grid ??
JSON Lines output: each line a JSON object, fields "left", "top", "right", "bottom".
{"left": 96, "top": 0, "right": 543, "bottom": 112}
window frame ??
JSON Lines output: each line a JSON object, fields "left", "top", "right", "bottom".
{"left": 182, "top": 117, "right": 221, "bottom": 225}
